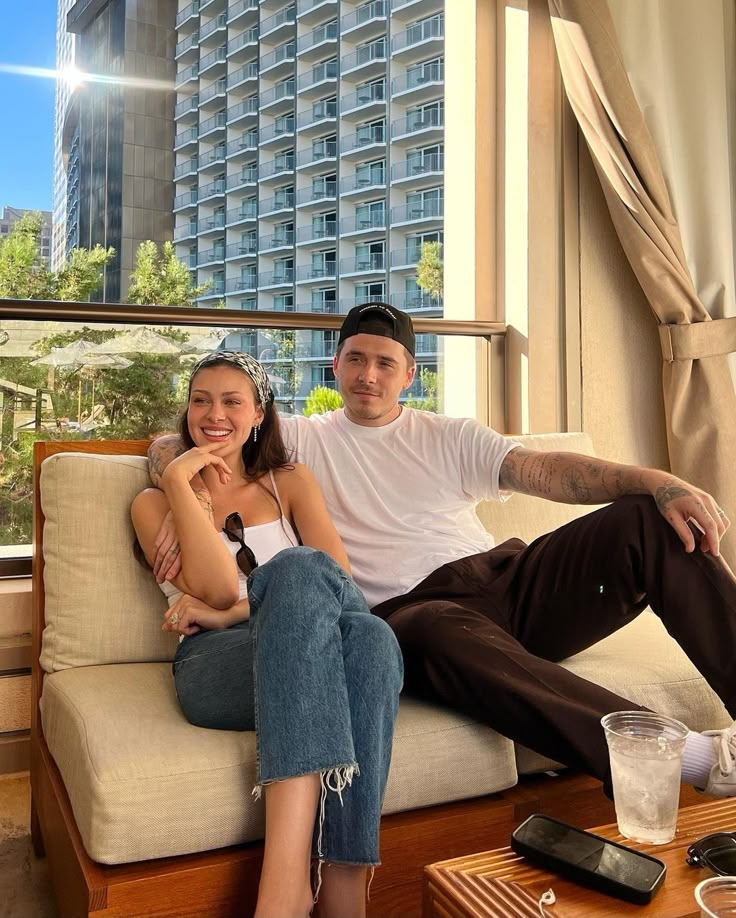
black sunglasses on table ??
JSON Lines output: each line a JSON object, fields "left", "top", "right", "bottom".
{"left": 687, "top": 832, "right": 736, "bottom": 877}
{"left": 223, "top": 512, "right": 259, "bottom": 577}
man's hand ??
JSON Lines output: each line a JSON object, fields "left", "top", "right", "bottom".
{"left": 650, "top": 472, "right": 730, "bottom": 557}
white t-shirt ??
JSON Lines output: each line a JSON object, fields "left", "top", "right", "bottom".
{"left": 281, "top": 408, "right": 520, "bottom": 608}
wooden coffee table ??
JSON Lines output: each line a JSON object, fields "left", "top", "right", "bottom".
{"left": 424, "top": 797, "right": 736, "bottom": 917}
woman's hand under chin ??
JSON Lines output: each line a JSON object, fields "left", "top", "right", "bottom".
{"left": 162, "top": 442, "right": 233, "bottom": 487}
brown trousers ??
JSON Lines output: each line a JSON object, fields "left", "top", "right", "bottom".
{"left": 372, "top": 496, "right": 736, "bottom": 790}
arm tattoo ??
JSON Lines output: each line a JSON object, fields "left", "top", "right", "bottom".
{"left": 147, "top": 436, "right": 187, "bottom": 487}
{"left": 194, "top": 488, "right": 215, "bottom": 523}
{"left": 655, "top": 479, "right": 692, "bottom": 516}
{"left": 561, "top": 468, "right": 592, "bottom": 502}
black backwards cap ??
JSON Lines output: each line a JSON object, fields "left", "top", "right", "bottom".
{"left": 337, "top": 302, "right": 416, "bottom": 357}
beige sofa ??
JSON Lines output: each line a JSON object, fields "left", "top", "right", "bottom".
{"left": 31, "top": 432, "right": 729, "bottom": 918}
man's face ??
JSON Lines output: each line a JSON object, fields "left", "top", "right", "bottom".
{"left": 333, "top": 333, "right": 415, "bottom": 426}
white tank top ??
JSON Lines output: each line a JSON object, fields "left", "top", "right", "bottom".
{"left": 158, "top": 470, "right": 298, "bottom": 606}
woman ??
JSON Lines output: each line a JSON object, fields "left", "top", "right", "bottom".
{"left": 131, "top": 351, "right": 403, "bottom": 918}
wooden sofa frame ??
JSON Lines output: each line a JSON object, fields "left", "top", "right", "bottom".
{"left": 31, "top": 439, "right": 699, "bottom": 918}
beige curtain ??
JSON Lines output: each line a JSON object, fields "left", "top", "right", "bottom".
{"left": 547, "top": 0, "right": 736, "bottom": 568}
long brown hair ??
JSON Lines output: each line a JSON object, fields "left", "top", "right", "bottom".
{"left": 178, "top": 356, "right": 292, "bottom": 480}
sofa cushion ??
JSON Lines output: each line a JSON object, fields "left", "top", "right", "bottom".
{"left": 515, "top": 611, "right": 731, "bottom": 774}
{"left": 40, "top": 453, "right": 178, "bottom": 672}
{"left": 41, "top": 664, "right": 517, "bottom": 864}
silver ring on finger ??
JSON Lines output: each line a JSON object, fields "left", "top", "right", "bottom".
{"left": 718, "top": 508, "right": 727, "bottom": 518}
{"left": 170, "top": 545, "right": 180, "bottom": 556}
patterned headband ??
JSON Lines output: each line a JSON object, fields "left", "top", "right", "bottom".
{"left": 189, "top": 350, "right": 274, "bottom": 407}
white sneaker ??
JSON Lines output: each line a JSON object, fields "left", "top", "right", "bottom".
{"left": 701, "top": 723, "right": 736, "bottom": 797}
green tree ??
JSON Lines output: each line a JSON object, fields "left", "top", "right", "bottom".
{"left": 127, "top": 240, "right": 211, "bottom": 307}
{"left": 260, "top": 329, "right": 305, "bottom": 412}
{"left": 416, "top": 241, "right": 444, "bottom": 300}
{"left": 0, "top": 213, "right": 113, "bottom": 300}
{"left": 304, "top": 385, "right": 343, "bottom": 416}
{"left": 405, "top": 368, "right": 439, "bottom": 413}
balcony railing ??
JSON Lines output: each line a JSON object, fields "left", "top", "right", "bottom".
{"left": 176, "top": 1, "right": 199, "bottom": 27}
{"left": 339, "top": 170, "right": 385, "bottom": 193}
{"left": 261, "top": 192, "right": 295, "bottom": 214}
{"left": 391, "top": 108, "right": 443, "bottom": 138}
{"left": 297, "top": 20, "right": 338, "bottom": 52}
{"left": 226, "top": 202, "right": 258, "bottom": 223}
{"left": 174, "top": 157, "right": 198, "bottom": 179}
{"left": 227, "top": 96, "right": 259, "bottom": 121}
{"left": 197, "top": 247, "right": 226, "bottom": 266}
{"left": 260, "top": 42, "right": 296, "bottom": 71}
{"left": 259, "top": 118, "right": 295, "bottom": 143}
{"left": 341, "top": 83, "right": 385, "bottom": 112}
{"left": 259, "top": 231, "right": 295, "bottom": 250}
{"left": 258, "top": 269, "right": 295, "bottom": 286}
{"left": 227, "top": 28, "right": 259, "bottom": 55}
{"left": 175, "top": 31, "right": 199, "bottom": 58}
{"left": 226, "top": 168, "right": 259, "bottom": 189}
{"left": 227, "top": 0, "right": 258, "bottom": 23}
{"left": 391, "top": 61, "right": 444, "bottom": 94}
{"left": 226, "top": 275, "right": 258, "bottom": 293}
{"left": 295, "top": 183, "right": 337, "bottom": 204}
{"left": 200, "top": 78, "right": 226, "bottom": 104}
{"left": 339, "top": 294, "right": 385, "bottom": 311}
{"left": 259, "top": 80, "right": 296, "bottom": 108}
{"left": 341, "top": 0, "right": 386, "bottom": 32}
{"left": 199, "top": 111, "right": 227, "bottom": 137}
{"left": 340, "top": 43, "right": 386, "bottom": 73}
{"left": 175, "top": 95, "right": 199, "bottom": 118}
{"left": 340, "top": 127, "right": 385, "bottom": 153}
{"left": 296, "top": 141, "right": 337, "bottom": 166}
{"left": 390, "top": 292, "right": 443, "bottom": 310}
{"left": 259, "top": 156, "right": 295, "bottom": 178}
{"left": 175, "top": 64, "right": 198, "bottom": 87}
{"left": 392, "top": 16, "right": 444, "bottom": 51}
{"left": 297, "top": 0, "right": 336, "bottom": 15}
{"left": 391, "top": 245, "right": 431, "bottom": 267}
{"left": 339, "top": 254, "right": 385, "bottom": 273}
{"left": 199, "top": 12, "right": 226, "bottom": 40}
{"left": 226, "top": 241, "right": 258, "bottom": 258}
{"left": 174, "top": 189, "right": 198, "bottom": 210}
{"left": 296, "top": 263, "right": 336, "bottom": 281}
{"left": 391, "top": 200, "right": 443, "bottom": 222}
{"left": 340, "top": 212, "right": 386, "bottom": 233}
{"left": 261, "top": 5, "right": 296, "bottom": 37}
{"left": 296, "top": 222, "right": 336, "bottom": 242}
{"left": 297, "top": 61, "right": 338, "bottom": 91}
{"left": 199, "top": 178, "right": 227, "bottom": 200}
{"left": 198, "top": 146, "right": 226, "bottom": 168}
{"left": 226, "top": 133, "right": 258, "bottom": 156}
{"left": 227, "top": 63, "right": 259, "bottom": 89}
{"left": 174, "top": 222, "right": 198, "bottom": 241}
{"left": 296, "top": 103, "right": 337, "bottom": 129}
{"left": 199, "top": 45, "right": 226, "bottom": 73}
{"left": 391, "top": 153, "right": 443, "bottom": 180}
{"left": 174, "top": 127, "right": 198, "bottom": 149}
{"left": 197, "top": 213, "right": 226, "bottom": 232}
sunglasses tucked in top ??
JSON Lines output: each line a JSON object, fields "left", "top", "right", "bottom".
{"left": 223, "top": 511, "right": 259, "bottom": 577}
{"left": 687, "top": 832, "right": 736, "bottom": 877}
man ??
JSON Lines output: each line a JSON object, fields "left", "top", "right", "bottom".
{"left": 150, "top": 302, "right": 736, "bottom": 797}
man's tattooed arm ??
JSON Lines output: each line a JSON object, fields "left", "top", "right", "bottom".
{"left": 148, "top": 434, "right": 189, "bottom": 488}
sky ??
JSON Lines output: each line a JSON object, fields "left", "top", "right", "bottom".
{"left": 0, "top": 0, "right": 59, "bottom": 214}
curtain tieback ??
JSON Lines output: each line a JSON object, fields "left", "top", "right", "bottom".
{"left": 659, "top": 317, "right": 736, "bottom": 362}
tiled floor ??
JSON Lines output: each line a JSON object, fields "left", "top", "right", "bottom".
{"left": 0, "top": 772, "right": 58, "bottom": 918}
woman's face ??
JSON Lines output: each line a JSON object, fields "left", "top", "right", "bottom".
{"left": 187, "top": 365, "right": 264, "bottom": 458}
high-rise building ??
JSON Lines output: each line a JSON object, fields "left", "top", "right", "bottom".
{"left": 0, "top": 207, "right": 53, "bottom": 266}
{"left": 172, "top": 0, "right": 444, "bottom": 408}
{"left": 51, "top": 0, "right": 78, "bottom": 271}
{"left": 61, "top": 0, "right": 178, "bottom": 302}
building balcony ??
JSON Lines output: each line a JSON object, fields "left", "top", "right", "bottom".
{"left": 295, "top": 183, "right": 337, "bottom": 208}
{"left": 197, "top": 246, "right": 226, "bottom": 267}
{"left": 226, "top": 275, "right": 258, "bottom": 294}
{"left": 260, "top": 42, "right": 296, "bottom": 79}
{"left": 295, "top": 222, "right": 336, "bottom": 245}
{"left": 339, "top": 212, "right": 386, "bottom": 235}
{"left": 199, "top": 11, "right": 226, "bottom": 42}
{"left": 198, "top": 177, "right": 227, "bottom": 202}
{"left": 339, "top": 254, "right": 385, "bottom": 276}
{"left": 306, "top": 298, "right": 339, "bottom": 315}
{"left": 296, "top": 103, "right": 337, "bottom": 132}
{"left": 391, "top": 109, "right": 443, "bottom": 142}
{"left": 391, "top": 62, "right": 443, "bottom": 102}
{"left": 199, "top": 77, "right": 226, "bottom": 106}
{"left": 339, "top": 128, "right": 385, "bottom": 157}
{"left": 259, "top": 118, "right": 295, "bottom": 150}
{"left": 339, "top": 294, "right": 385, "bottom": 311}
{"left": 226, "top": 168, "right": 258, "bottom": 192}
{"left": 174, "top": 221, "right": 198, "bottom": 242}
{"left": 296, "top": 20, "right": 337, "bottom": 61}
{"left": 296, "top": 0, "right": 337, "bottom": 26}
{"left": 174, "top": 157, "right": 199, "bottom": 180}
{"left": 176, "top": 1, "right": 200, "bottom": 29}
{"left": 227, "top": 0, "right": 258, "bottom": 26}
{"left": 175, "top": 64, "right": 199, "bottom": 89}
{"left": 296, "top": 141, "right": 337, "bottom": 170}
{"left": 391, "top": 16, "right": 444, "bottom": 61}
{"left": 198, "top": 145, "right": 227, "bottom": 171}
{"left": 226, "top": 132, "right": 258, "bottom": 159}
{"left": 198, "top": 213, "right": 227, "bottom": 234}
{"left": 259, "top": 231, "right": 295, "bottom": 253}
{"left": 227, "top": 28, "right": 259, "bottom": 61}
{"left": 226, "top": 202, "right": 258, "bottom": 226}
{"left": 297, "top": 61, "right": 338, "bottom": 97}
{"left": 174, "top": 127, "right": 198, "bottom": 151}
{"left": 199, "top": 110, "right": 227, "bottom": 140}
{"left": 390, "top": 0, "right": 443, "bottom": 18}
{"left": 200, "top": 0, "right": 225, "bottom": 13}
{"left": 390, "top": 245, "right": 432, "bottom": 270}
{"left": 199, "top": 45, "right": 226, "bottom": 77}
{"left": 390, "top": 199, "right": 443, "bottom": 226}
{"left": 198, "top": 279, "right": 226, "bottom": 300}
{"left": 259, "top": 156, "right": 295, "bottom": 182}
{"left": 259, "top": 80, "right": 296, "bottom": 114}
{"left": 226, "top": 241, "right": 258, "bottom": 260}
{"left": 174, "top": 188, "right": 198, "bottom": 212}
{"left": 390, "top": 291, "right": 443, "bottom": 312}
{"left": 340, "top": 44, "right": 386, "bottom": 81}
{"left": 340, "top": 84, "right": 386, "bottom": 119}
{"left": 174, "top": 94, "right": 199, "bottom": 122}
{"left": 390, "top": 153, "right": 443, "bottom": 185}
{"left": 227, "top": 63, "right": 259, "bottom": 93}
{"left": 261, "top": 5, "right": 296, "bottom": 41}
{"left": 226, "top": 95, "right": 259, "bottom": 126}
{"left": 339, "top": 171, "right": 385, "bottom": 196}
{"left": 340, "top": 0, "right": 386, "bottom": 42}
{"left": 296, "top": 263, "right": 336, "bottom": 283}
{"left": 175, "top": 31, "right": 199, "bottom": 61}
{"left": 258, "top": 269, "right": 295, "bottom": 288}
{"left": 260, "top": 192, "right": 295, "bottom": 217}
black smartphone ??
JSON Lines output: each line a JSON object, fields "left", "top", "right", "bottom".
{"left": 510, "top": 813, "right": 666, "bottom": 905}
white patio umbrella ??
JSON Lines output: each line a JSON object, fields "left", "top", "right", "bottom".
{"left": 79, "top": 354, "right": 133, "bottom": 425}
{"left": 30, "top": 340, "right": 98, "bottom": 367}
{"left": 88, "top": 327, "right": 183, "bottom": 356}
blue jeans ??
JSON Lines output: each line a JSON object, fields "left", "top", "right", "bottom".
{"left": 173, "top": 547, "right": 403, "bottom": 866}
